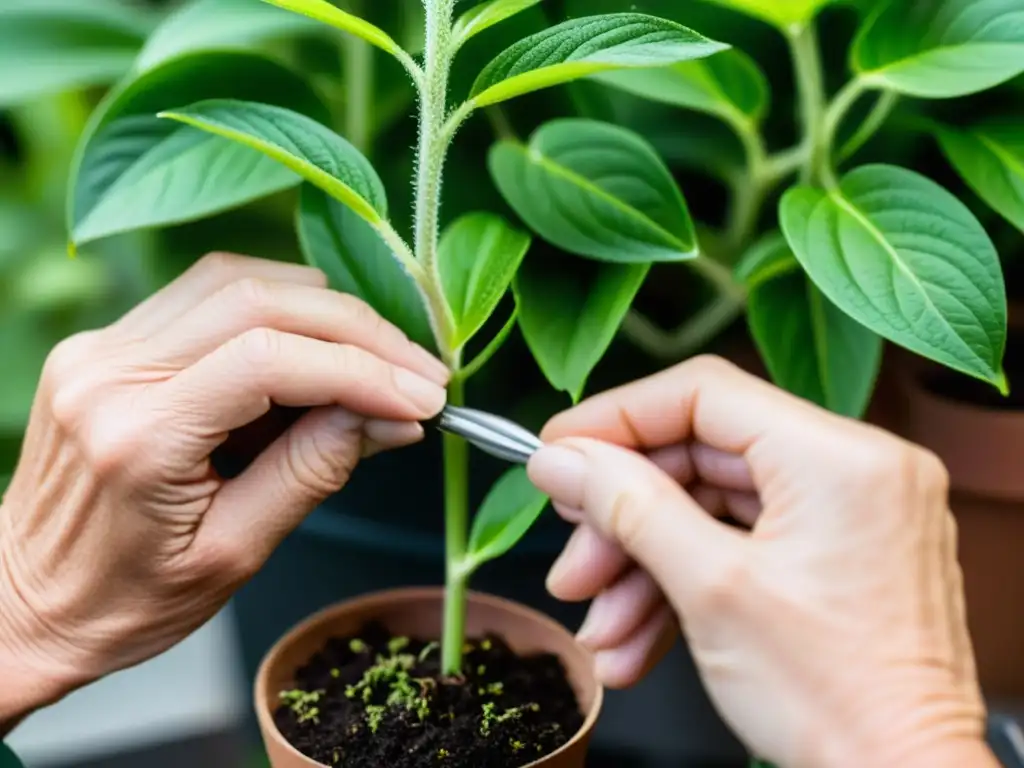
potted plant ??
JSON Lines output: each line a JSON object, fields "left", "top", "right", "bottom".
{"left": 12, "top": 0, "right": 1018, "bottom": 763}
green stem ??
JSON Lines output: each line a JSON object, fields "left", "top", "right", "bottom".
{"left": 838, "top": 89, "right": 897, "bottom": 162}
{"left": 788, "top": 22, "right": 828, "bottom": 187}
{"left": 341, "top": 28, "right": 374, "bottom": 154}
{"left": 441, "top": 376, "right": 469, "bottom": 675}
{"left": 455, "top": 308, "right": 519, "bottom": 384}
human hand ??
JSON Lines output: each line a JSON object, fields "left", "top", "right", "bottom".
{"left": 0, "top": 253, "right": 448, "bottom": 726}
{"left": 528, "top": 356, "right": 995, "bottom": 768}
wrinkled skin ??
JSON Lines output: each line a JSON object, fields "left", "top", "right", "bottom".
{"left": 529, "top": 356, "right": 995, "bottom": 768}
{"left": 0, "top": 253, "right": 448, "bottom": 728}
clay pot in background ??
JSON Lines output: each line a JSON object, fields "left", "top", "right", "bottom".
{"left": 884, "top": 304, "right": 1024, "bottom": 698}
{"left": 255, "top": 588, "right": 604, "bottom": 768}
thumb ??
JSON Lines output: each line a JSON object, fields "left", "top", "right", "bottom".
{"left": 528, "top": 437, "right": 747, "bottom": 616}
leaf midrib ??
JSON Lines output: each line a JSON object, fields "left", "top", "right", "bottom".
{"left": 513, "top": 142, "right": 695, "bottom": 255}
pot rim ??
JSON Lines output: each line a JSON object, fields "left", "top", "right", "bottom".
{"left": 254, "top": 587, "right": 604, "bottom": 768}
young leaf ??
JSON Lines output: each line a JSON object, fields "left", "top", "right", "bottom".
{"left": 438, "top": 213, "right": 532, "bottom": 349}
{"left": 515, "top": 251, "right": 649, "bottom": 401}
{"left": 699, "top": 0, "right": 834, "bottom": 30}
{"left": 936, "top": 119, "right": 1024, "bottom": 234}
{"left": 135, "top": 0, "right": 324, "bottom": 72}
{"left": 0, "top": 0, "right": 154, "bottom": 107}
{"left": 489, "top": 119, "right": 698, "bottom": 264}
{"left": 258, "top": 0, "right": 407, "bottom": 61}
{"left": 158, "top": 99, "right": 387, "bottom": 226}
{"left": 69, "top": 51, "right": 328, "bottom": 248}
{"left": 742, "top": 237, "right": 882, "bottom": 418}
{"left": 464, "top": 467, "right": 550, "bottom": 572}
{"left": 852, "top": 0, "right": 1024, "bottom": 98}
{"left": 469, "top": 13, "right": 729, "bottom": 108}
{"left": 452, "top": 0, "right": 544, "bottom": 50}
{"left": 592, "top": 48, "right": 770, "bottom": 125}
{"left": 779, "top": 164, "right": 1008, "bottom": 389}
{"left": 297, "top": 185, "right": 435, "bottom": 352}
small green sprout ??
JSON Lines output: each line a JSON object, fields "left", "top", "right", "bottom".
{"left": 349, "top": 638, "right": 368, "bottom": 654}
{"left": 366, "top": 704, "right": 386, "bottom": 734}
{"left": 279, "top": 688, "right": 325, "bottom": 725}
{"left": 330, "top": 668, "right": 340, "bottom": 679}
{"left": 479, "top": 701, "right": 540, "bottom": 736}
{"left": 418, "top": 641, "right": 440, "bottom": 663}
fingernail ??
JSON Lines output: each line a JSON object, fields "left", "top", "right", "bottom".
{"left": 364, "top": 420, "right": 424, "bottom": 451}
{"left": 411, "top": 345, "right": 450, "bottom": 385}
{"left": 394, "top": 368, "right": 447, "bottom": 414}
{"left": 528, "top": 445, "right": 587, "bottom": 508}
{"left": 576, "top": 597, "right": 613, "bottom": 648}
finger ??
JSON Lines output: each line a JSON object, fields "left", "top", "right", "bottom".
{"left": 593, "top": 605, "right": 678, "bottom": 689}
{"left": 198, "top": 406, "right": 421, "bottom": 567}
{"left": 690, "top": 443, "right": 756, "bottom": 491}
{"left": 546, "top": 524, "right": 630, "bottom": 602}
{"left": 576, "top": 568, "right": 666, "bottom": 651}
{"left": 145, "top": 278, "right": 447, "bottom": 383}
{"left": 112, "top": 252, "right": 326, "bottom": 338}
{"left": 529, "top": 437, "right": 747, "bottom": 616}
{"left": 541, "top": 354, "right": 835, "bottom": 461}
{"left": 158, "top": 330, "right": 446, "bottom": 462}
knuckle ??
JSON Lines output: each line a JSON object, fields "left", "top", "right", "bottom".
{"left": 332, "top": 344, "right": 381, "bottom": 384}
{"left": 282, "top": 426, "right": 355, "bottom": 499}
{"left": 195, "top": 251, "right": 246, "bottom": 279}
{"left": 191, "top": 537, "right": 260, "bottom": 582}
{"left": 340, "top": 295, "right": 394, "bottom": 336}
{"left": 911, "top": 446, "right": 950, "bottom": 497}
{"left": 81, "top": 415, "right": 153, "bottom": 480}
{"left": 682, "top": 354, "right": 738, "bottom": 379}
{"left": 229, "top": 277, "right": 277, "bottom": 318}
{"left": 605, "top": 486, "right": 661, "bottom": 555}
{"left": 231, "top": 327, "right": 282, "bottom": 371}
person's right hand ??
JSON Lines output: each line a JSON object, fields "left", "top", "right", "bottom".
{"left": 0, "top": 253, "right": 448, "bottom": 730}
{"left": 527, "top": 356, "right": 997, "bottom": 768}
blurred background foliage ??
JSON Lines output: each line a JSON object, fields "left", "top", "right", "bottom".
{"left": 1, "top": 0, "right": 1022, "bottom": 494}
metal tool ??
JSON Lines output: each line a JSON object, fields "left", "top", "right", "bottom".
{"left": 429, "top": 405, "right": 543, "bottom": 464}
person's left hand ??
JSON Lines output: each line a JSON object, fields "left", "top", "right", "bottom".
{"left": 0, "top": 252, "right": 448, "bottom": 726}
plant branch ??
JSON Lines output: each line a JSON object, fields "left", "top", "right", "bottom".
{"left": 455, "top": 308, "right": 519, "bottom": 383}
{"left": 788, "top": 22, "right": 829, "bottom": 187}
{"left": 341, "top": 25, "right": 374, "bottom": 153}
{"left": 838, "top": 90, "right": 898, "bottom": 162}
{"left": 622, "top": 293, "right": 746, "bottom": 361}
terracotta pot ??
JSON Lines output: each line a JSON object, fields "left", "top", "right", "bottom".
{"left": 255, "top": 588, "right": 604, "bottom": 768}
{"left": 884, "top": 304, "right": 1024, "bottom": 698}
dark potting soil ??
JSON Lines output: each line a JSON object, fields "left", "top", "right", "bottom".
{"left": 274, "top": 622, "right": 583, "bottom": 768}
{"left": 922, "top": 329, "right": 1024, "bottom": 411}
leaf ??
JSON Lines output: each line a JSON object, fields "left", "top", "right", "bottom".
{"left": 743, "top": 237, "right": 883, "bottom": 418}
{"left": 592, "top": 48, "right": 770, "bottom": 125}
{"left": 469, "top": 13, "right": 730, "bottom": 107}
{"left": 515, "top": 251, "right": 648, "bottom": 400}
{"left": 297, "top": 185, "right": 435, "bottom": 352}
{"left": 135, "top": 0, "right": 324, "bottom": 72}
{"left": 489, "top": 119, "right": 698, "bottom": 264}
{"left": 69, "top": 52, "right": 328, "bottom": 248}
{"left": 158, "top": 99, "right": 387, "bottom": 226}
{"left": 465, "top": 467, "right": 550, "bottom": 570}
{"left": 936, "top": 119, "right": 1024, "bottom": 234}
{"left": 779, "top": 164, "right": 1008, "bottom": 389}
{"left": 734, "top": 232, "right": 800, "bottom": 288}
{"left": 438, "top": 213, "right": 531, "bottom": 349}
{"left": 258, "top": 0, "right": 407, "bottom": 60}
{"left": 699, "top": 0, "right": 834, "bottom": 29}
{"left": 0, "top": 0, "right": 154, "bottom": 107}
{"left": 852, "top": 0, "right": 1024, "bottom": 98}
{"left": 453, "top": 0, "right": 544, "bottom": 49}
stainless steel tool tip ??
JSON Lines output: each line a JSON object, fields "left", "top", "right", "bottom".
{"left": 433, "top": 405, "right": 543, "bottom": 465}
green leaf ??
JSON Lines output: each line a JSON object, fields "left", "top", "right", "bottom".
{"left": 453, "top": 0, "right": 544, "bottom": 49}
{"left": 515, "top": 252, "right": 648, "bottom": 401}
{"left": 734, "top": 232, "right": 800, "bottom": 288}
{"left": 438, "top": 213, "right": 532, "bottom": 349}
{"left": 489, "top": 119, "right": 698, "bottom": 264}
{"left": 158, "top": 99, "right": 387, "bottom": 226}
{"left": 465, "top": 467, "right": 550, "bottom": 571}
{"left": 135, "top": 0, "right": 324, "bottom": 72}
{"left": 258, "top": 0, "right": 407, "bottom": 60}
{"left": 779, "top": 165, "right": 1008, "bottom": 389}
{"left": 699, "top": 0, "right": 834, "bottom": 30}
{"left": 469, "top": 13, "right": 730, "bottom": 108}
{"left": 852, "top": 0, "right": 1024, "bottom": 98}
{"left": 0, "top": 0, "right": 154, "bottom": 107}
{"left": 743, "top": 237, "right": 883, "bottom": 418}
{"left": 591, "top": 48, "right": 770, "bottom": 125}
{"left": 297, "top": 185, "right": 434, "bottom": 352}
{"left": 69, "top": 52, "right": 327, "bottom": 248}
{"left": 936, "top": 119, "right": 1024, "bottom": 234}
